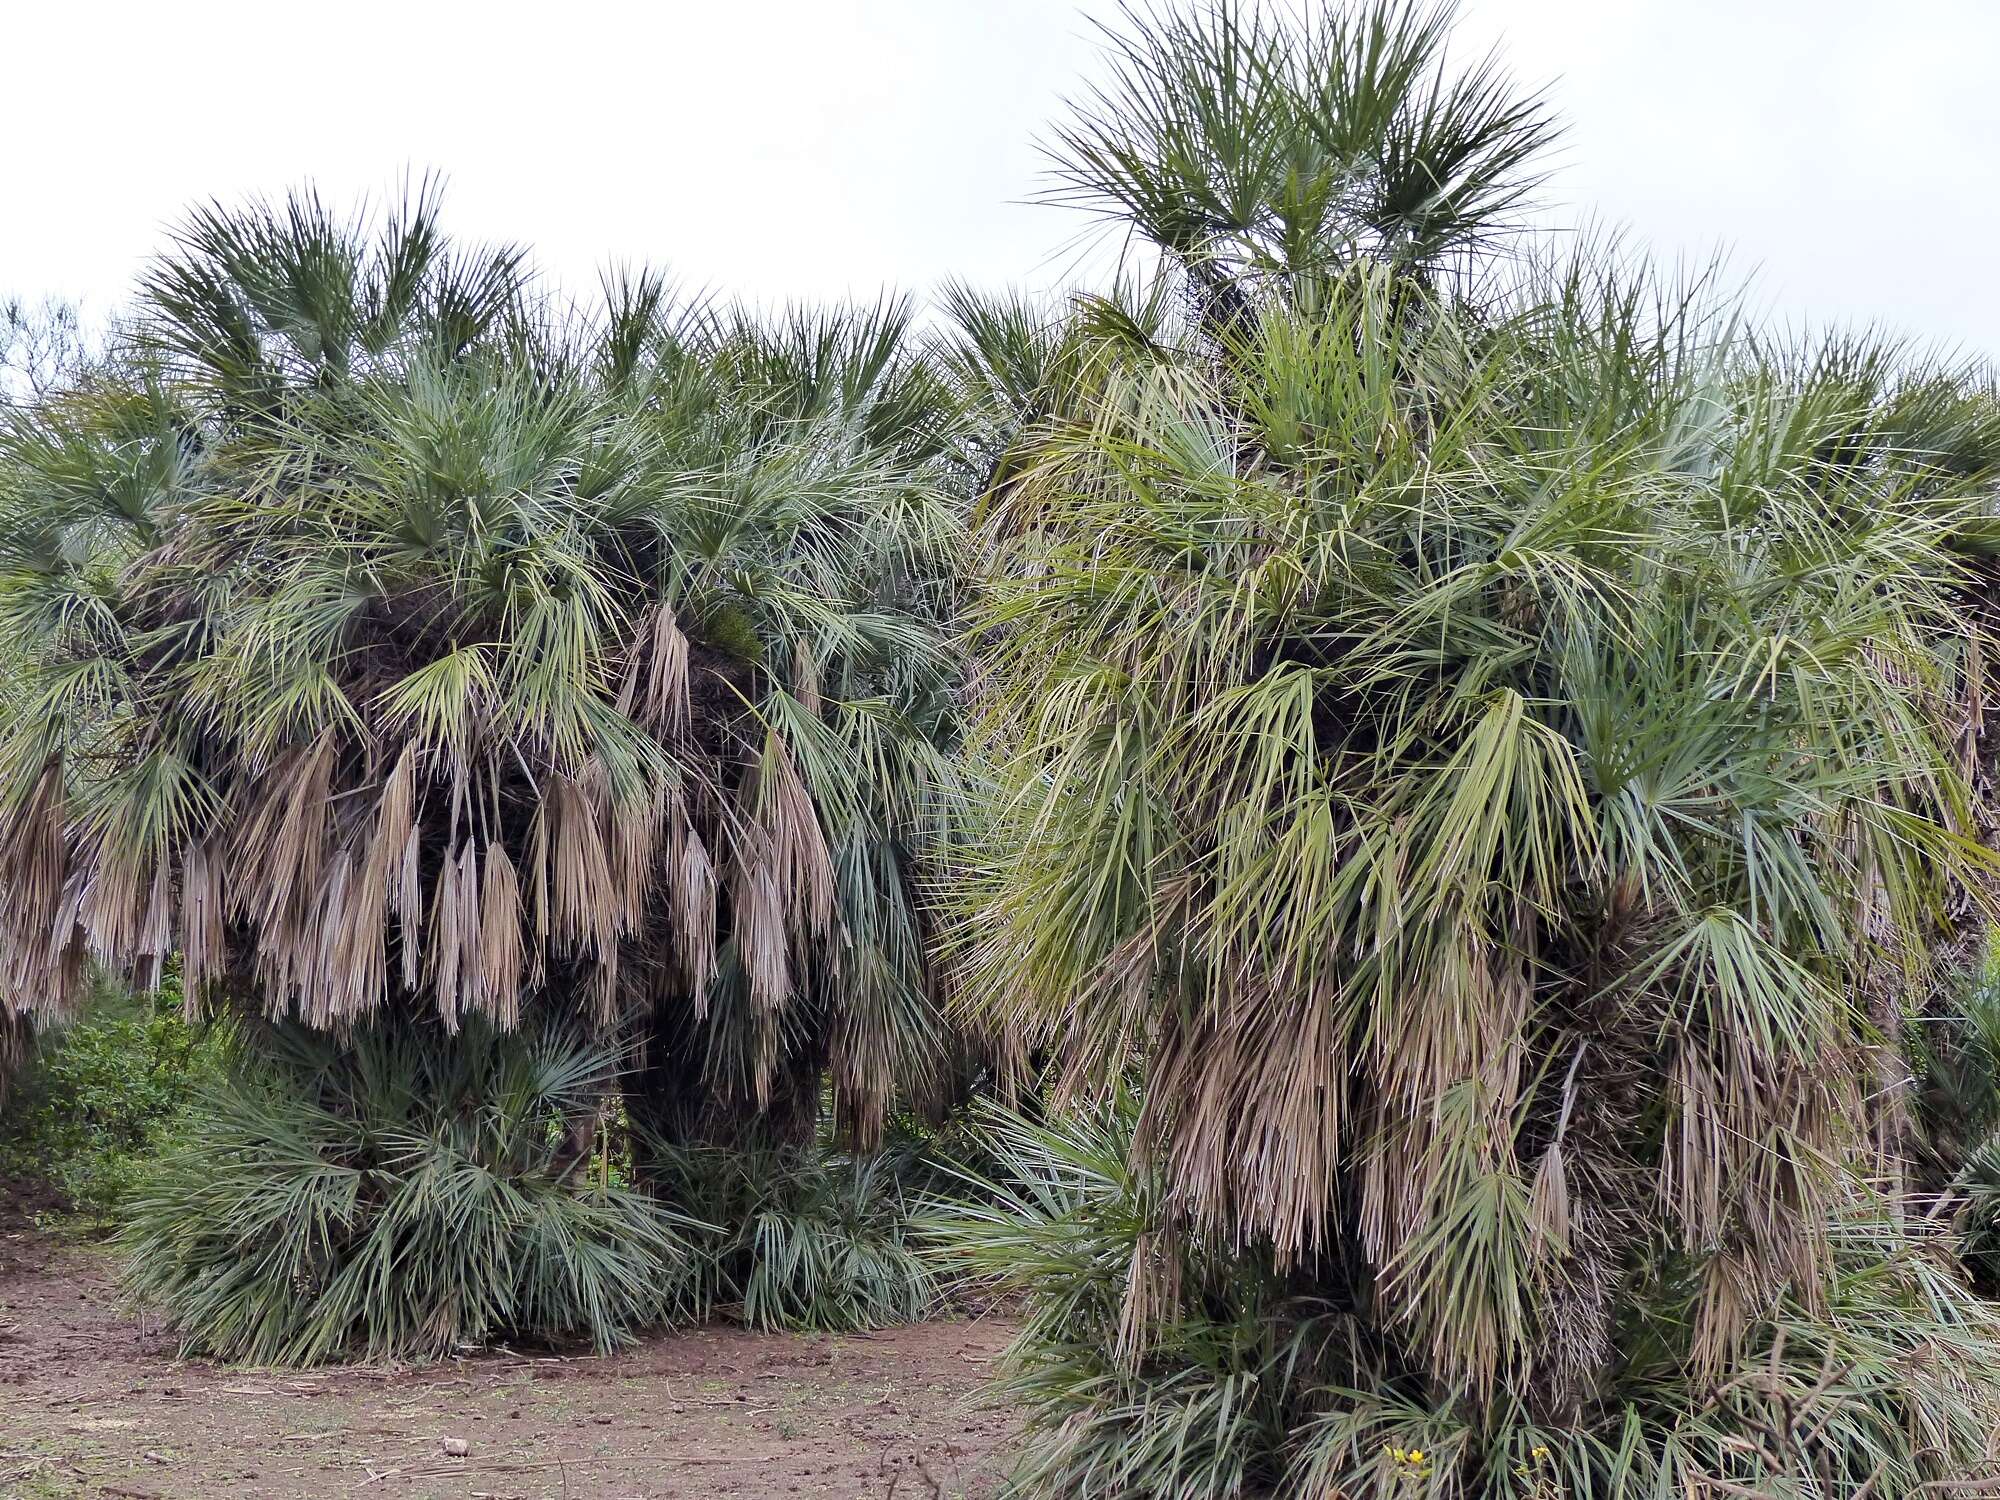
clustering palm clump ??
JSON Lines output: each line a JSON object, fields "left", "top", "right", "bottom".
{"left": 937, "top": 3, "right": 2000, "bottom": 1495}
{"left": 6, "top": 2, "right": 2000, "bottom": 1493}
{"left": 0, "top": 187, "right": 969, "bottom": 1352}
{"left": 0, "top": 186, "right": 965, "bottom": 1134}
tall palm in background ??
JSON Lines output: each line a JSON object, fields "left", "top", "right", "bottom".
{"left": 0, "top": 187, "right": 965, "bottom": 1147}
{"left": 942, "top": 3, "right": 2000, "bottom": 1494}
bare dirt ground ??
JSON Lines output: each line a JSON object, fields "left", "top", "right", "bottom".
{"left": 0, "top": 1232, "right": 1020, "bottom": 1500}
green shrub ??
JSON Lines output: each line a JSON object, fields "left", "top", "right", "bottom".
{"left": 0, "top": 968, "right": 226, "bottom": 1216}
{"left": 646, "top": 1137, "right": 937, "bottom": 1332}
{"left": 119, "top": 1016, "right": 698, "bottom": 1365}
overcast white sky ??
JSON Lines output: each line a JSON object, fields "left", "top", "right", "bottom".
{"left": 5, "top": 0, "right": 1996, "bottom": 355}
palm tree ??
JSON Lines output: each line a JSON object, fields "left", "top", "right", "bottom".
{"left": 0, "top": 185, "right": 965, "bottom": 1149}
{"left": 944, "top": 2, "right": 2000, "bottom": 1492}
{"left": 0, "top": 294, "right": 95, "bottom": 1106}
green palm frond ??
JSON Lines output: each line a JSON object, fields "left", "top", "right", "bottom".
{"left": 119, "top": 1015, "right": 700, "bottom": 1363}
{"left": 1045, "top": 0, "right": 1560, "bottom": 299}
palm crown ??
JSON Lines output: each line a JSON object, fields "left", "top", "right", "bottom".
{"left": 0, "top": 187, "right": 964, "bottom": 1141}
